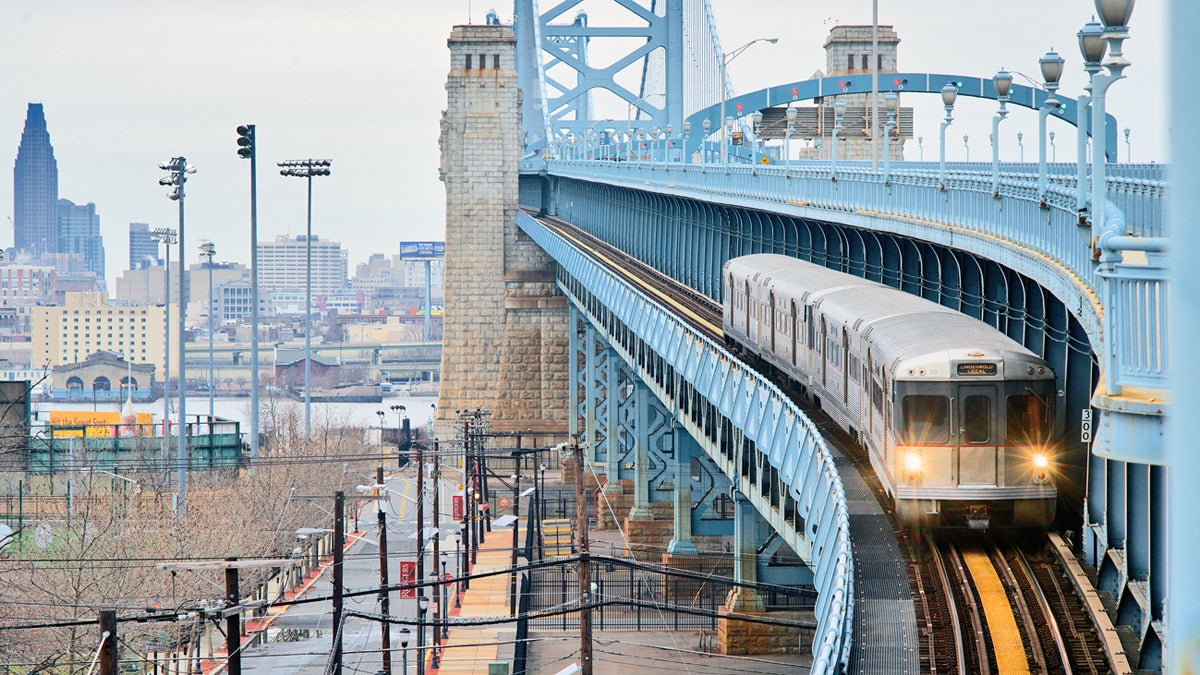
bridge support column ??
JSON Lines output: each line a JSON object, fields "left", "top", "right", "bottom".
{"left": 666, "top": 424, "right": 698, "bottom": 556}
{"left": 726, "top": 490, "right": 764, "bottom": 613}
{"left": 629, "top": 382, "right": 653, "bottom": 521}
{"left": 602, "top": 346, "right": 623, "bottom": 495}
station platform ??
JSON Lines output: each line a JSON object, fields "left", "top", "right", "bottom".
{"left": 428, "top": 538, "right": 519, "bottom": 674}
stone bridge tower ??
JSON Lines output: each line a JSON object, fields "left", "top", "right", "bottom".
{"left": 436, "top": 24, "right": 568, "bottom": 440}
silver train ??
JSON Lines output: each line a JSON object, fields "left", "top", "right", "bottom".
{"left": 723, "top": 254, "right": 1057, "bottom": 527}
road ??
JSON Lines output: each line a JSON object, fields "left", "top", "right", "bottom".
{"left": 242, "top": 466, "right": 462, "bottom": 674}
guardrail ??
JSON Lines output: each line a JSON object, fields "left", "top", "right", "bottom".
{"left": 517, "top": 211, "right": 853, "bottom": 672}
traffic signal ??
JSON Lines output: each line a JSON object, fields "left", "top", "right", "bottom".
{"left": 236, "top": 124, "right": 255, "bottom": 159}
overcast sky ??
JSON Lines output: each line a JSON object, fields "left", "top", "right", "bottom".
{"left": 0, "top": 1, "right": 1166, "bottom": 288}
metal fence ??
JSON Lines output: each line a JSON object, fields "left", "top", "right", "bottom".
{"left": 527, "top": 556, "right": 814, "bottom": 631}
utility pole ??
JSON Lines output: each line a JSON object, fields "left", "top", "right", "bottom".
{"left": 509, "top": 468, "right": 521, "bottom": 617}
{"left": 415, "top": 438, "right": 426, "bottom": 675}
{"left": 332, "top": 490, "right": 345, "bottom": 675}
{"left": 235, "top": 124, "right": 260, "bottom": 456}
{"left": 225, "top": 557, "right": 241, "bottom": 675}
{"left": 573, "top": 436, "right": 593, "bottom": 675}
{"left": 377, "top": 467, "right": 392, "bottom": 675}
{"left": 430, "top": 441, "right": 442, "bottom": 667}
{"left": 98, "top": 609, "right": 117, "bottom": 675}
{"left": 463, "top": 418, "right": 475, "bottom": 573}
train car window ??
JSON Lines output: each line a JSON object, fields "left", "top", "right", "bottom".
{"left": 872, "top": 380, "right": 883, "bottom": 411}
{"left": 1006, "top": 394, "right": 1051, "bottom": 444}
{"left": 901, "top": 395, "right": 949, "bottom": 443}
{"left": 963, "top": 395, "right": 991, "bottom": 444}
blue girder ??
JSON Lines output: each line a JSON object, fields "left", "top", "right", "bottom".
{"left": 517, "top": 210, "right": 854, "bottom": 671}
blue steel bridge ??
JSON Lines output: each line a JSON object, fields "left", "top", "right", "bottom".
{"left": 496, "top": 2, "right": 1169, "bottom": 672}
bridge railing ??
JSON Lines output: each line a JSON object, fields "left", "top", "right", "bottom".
{"left": 527, "top": 158, "right": 1169, "bottom": 396}
{"left": 517, "top": 211, "right": 854, "bottom": 672}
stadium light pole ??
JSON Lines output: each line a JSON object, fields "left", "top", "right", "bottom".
{"left": 151, "top": 227, "right": 177, "bottom": 468}
{"left": 235, "top": 124, "right": 260, "bottom": 455}
{"left": 158, "top": 157, "right": 195, "bottom": 517}
{"left": 199, "top": 241, "right": 216, "bottom": 419}
{"left": 278, "top": 159, "right": 332, "bottom": 438}
{"left": 719, "top": 37, "right": 777, "bottom": 164}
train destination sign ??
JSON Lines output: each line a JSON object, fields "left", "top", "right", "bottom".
{"left": 956, "top": 362, "right": 998, "bottom": 376}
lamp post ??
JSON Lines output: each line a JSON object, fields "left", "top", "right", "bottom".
{"left": 391, "top": 404, "right": 407, "bottom": 466}
{"left": 938, "top": 83, "right": 958, "bottom": 188}
{"left": 964, "top": 134, "right": 970, "bottom": 162}
{"left": 784, "top": 106, "right": 797, "bottom": 169}
{"left": 150, "top": 227, "right": 177, "bottom": 466}
{"left": 278, "top": 159, "right": 332, "bottom": 438}
{"left": 1124, "top": 127, "right": 1131, "bottom": 162}
{"left": 1017, "top": 132, "right": 1025, "bottom": 162}
{"left": 234, "top": 124, "right": 259, "bottom": 456}
{"left": 1038, "top": 49, "right": 1065, "bottom": 205}
{"left": 399, "top": 628, "right": 411, "bottom": 675}
{"left": 830, "top": 98, "right": 847, "bottom": 177}
{"left": 701, "top": 119, "right": 711, "bottom": 164}
{"left": 1050, "top": 131, "right": 1056, "bottom": 162}
{"left": 680, "top": 122, "right": 690, "bottom": 163}
{"left": 1088, "top": 0, "right": 1134, "bottom": 247}
{"left": 882, "top": 92, "right": 898, "bottom": 183}
{"left": 199, "top": 242, "right": 216, "bottom": 419}
{"left": 416, "top": 595, "right": 430, "bottom": 675}
{"left": 1077, "top": 19, "right": 1106, "bottom": 216}
{"left": 719, "top": 37, "right": 778, "bottom": 164}
{"left": 750, "top": 112, "right": 762, "bottom": 160}
{"left": 157, "top": 157, "right": 194, "bottom": 517}
{"left": 918, "top": 136, "right": 924, "bottom": 162}
{"left": 990, "top": 68, "right": 1014, "bottom": 197}
{"left": 376, "top": 410, "right": 385, "bottom": 454}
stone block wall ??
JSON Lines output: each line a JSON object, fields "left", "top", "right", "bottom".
{"left": 719, "top": 607, "right": 815, "bottom": 656}
{"left": 437, "top": 25, "right": 568, "bottom": 439}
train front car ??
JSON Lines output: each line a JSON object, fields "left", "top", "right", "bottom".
{"left": 890, "top": 343, "right": 1058, "bottom": 528}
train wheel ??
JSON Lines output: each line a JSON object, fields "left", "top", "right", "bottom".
{"left": 1013, "top": 498, "right": 1056, "bottom": 527}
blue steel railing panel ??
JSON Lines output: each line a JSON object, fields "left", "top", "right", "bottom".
{"left": 517, "top": 211, "right": 854, "bottom": 672}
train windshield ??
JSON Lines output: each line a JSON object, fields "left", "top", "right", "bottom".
{"left": 901, "top": 395, "right": 950, "bottom": 443}
{"left": 1006, "top": 393, "right": 1053, "bottom": 444}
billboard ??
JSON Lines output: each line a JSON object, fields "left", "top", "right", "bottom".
{"left": 49, "top": 410, "right": 154, "bottom": 438}
{"left": 399, "top": 241, "right": 446, "bottom": 259}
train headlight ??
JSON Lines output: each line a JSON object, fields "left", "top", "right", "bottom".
{"left": 1032, "top": 453, "right": 1051, "bottom": 483}
{"left": 903, "top": 451, "right": 923, "bottom": 482}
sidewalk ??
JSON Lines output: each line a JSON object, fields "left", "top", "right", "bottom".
{"left": 429, "top": 534, "right": 521, "bottom": 673}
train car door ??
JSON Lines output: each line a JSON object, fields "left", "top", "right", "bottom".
{"left": 744, "top": 280, "right": 752, "bottom": 344}
{"left": 769, "top": 292, "right": 777, "bottom": 354}
{"left": 790, "top": 300, "right": 798, "bottom": 366}
{"left": 957, "top": 385, "right": 998, "bottom": 485}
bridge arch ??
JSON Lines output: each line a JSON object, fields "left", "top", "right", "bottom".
{"left": 682, "top": 72, "right": 1118, "bottom": 161}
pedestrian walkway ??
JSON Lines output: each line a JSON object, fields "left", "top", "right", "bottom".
{"left": 429, "top": 533, "right": 522, "bottom": 674}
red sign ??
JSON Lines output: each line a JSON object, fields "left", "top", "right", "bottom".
{"left": 399, "top": 561, "right": 417, "bottom": 599}
{"left": 452, "top": 495, "right": 464, "bottom": 521}
{"left": 498, "top": 496, "right": 512, "bottom": 511}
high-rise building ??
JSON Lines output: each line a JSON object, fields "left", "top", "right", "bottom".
{"left": 13, "top": 103, "right": 59, "bottom": 258}
{"left": 258, "top": 234, "right": 348, "bottom": 298}
{"left": 128, "top": 222, "right": 161, "bottom": 270}
{"left": 32, "top": 291, "right": 174, "bottom": 372}
{"left": 57, "top": 198, "right": 106, "bottom": 281}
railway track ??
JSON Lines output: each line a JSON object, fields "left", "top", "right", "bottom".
{"left": 527, "top": 211, "right": 1113, "bottom": 675}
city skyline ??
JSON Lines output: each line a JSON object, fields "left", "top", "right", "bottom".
{"left": 0, "top": 2, "right": 1168, "bottom": 291}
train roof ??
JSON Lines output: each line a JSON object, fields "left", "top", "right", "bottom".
{"left": 726, "top": 254, "right": 1046, "bottom": 373}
